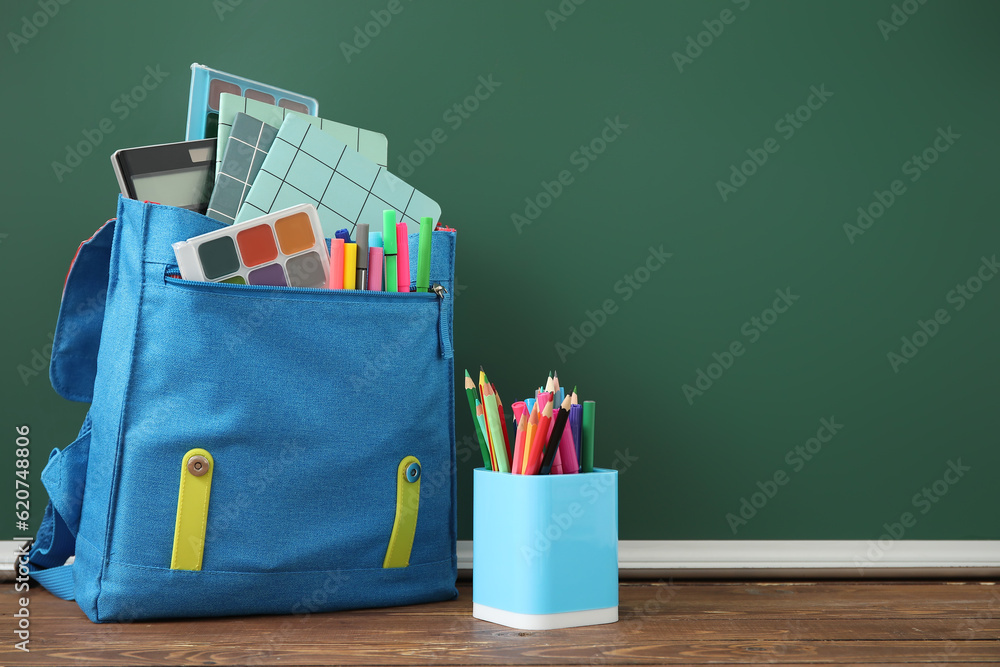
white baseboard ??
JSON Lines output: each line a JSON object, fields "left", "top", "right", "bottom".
{"left": 458, "top": 540, "right": 1000, "bottom": 578}
{"left": 6, "top": 540, "right": 998, "bottom": 582}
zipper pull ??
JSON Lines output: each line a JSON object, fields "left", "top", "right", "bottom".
{"left": 432, "top": 284, "right": 448, "bottom": 299}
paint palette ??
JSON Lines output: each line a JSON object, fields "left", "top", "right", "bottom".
{"left": 216, "top": 92, "right": 387, "bottom": 172}
{"left": 185, "top": 63, "right": 318, "bottom": 141}
{"left": 236, "top": 115, "right": 441, "bottom": 238}
{"left": 172, "top": 204, "right": 330, "bottom": 289}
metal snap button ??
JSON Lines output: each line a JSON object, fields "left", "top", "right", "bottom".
{"left": 405, "top": 461, "right": 421, "bottom": 483}
{"left": 187, "top": 455, "right": 210, "bottom": 477}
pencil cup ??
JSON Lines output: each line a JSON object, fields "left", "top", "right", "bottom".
{"left": 472, "top": 468, "right": 618, "bottom": 630}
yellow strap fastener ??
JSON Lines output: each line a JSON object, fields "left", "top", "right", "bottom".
{"left": 170, "top": 448, "right": 214, "bottom": 570}
{"left": 383, "top": 455, "right": 421, "bottom": 568}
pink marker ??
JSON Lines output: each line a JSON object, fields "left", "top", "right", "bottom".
{"left": 511, "top": 401, "right": 527, "bottom": 424}
{"left": 556, "top": 418, "right": 579, "bottom": 474}
{"left": 329, "top": 239, "right": 345, "bottom": 289}
{"left": 511, "top": 414, "right": 527, "bottom": 476}
{"left": 368, "top": 247, "right": 384, "bottom": 291}
{"left": 396, "top": 222, "right": 411, "bottom": 292}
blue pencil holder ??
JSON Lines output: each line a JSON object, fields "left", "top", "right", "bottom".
{"left": 472, "top": 468, "right": 618, "bottom": 630}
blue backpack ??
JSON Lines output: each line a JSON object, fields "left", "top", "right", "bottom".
{"left": 30, "top": 197, "right": 458, "bottom": 622}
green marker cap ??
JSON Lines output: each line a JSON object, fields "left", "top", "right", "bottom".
{"left": 416, "top": 216, "right": 433, "bottom": 292}
{"left": 383, "top": 210, "right": 397, "bottom": 253}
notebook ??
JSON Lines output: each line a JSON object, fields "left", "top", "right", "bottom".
{"left": 216, "top": 93, "right": 388, "bottom": 171}
{"left": 235, "top": 115, "right": 440, "bottom": 238}
{"left": 206, "top": 113, "right": 279, "bottom": 224}
{"left": 184, "top": 63, "right": 317, "bottom": 141}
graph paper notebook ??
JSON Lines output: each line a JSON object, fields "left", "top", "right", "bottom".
{"left": 206, "top": 113, "right": 279, "bottom": 224}
{"left": 216, "top": 93, "right": 388, "bottom": 172}
{"left": 236, "top": 115, "right": 440, "bottom": 238}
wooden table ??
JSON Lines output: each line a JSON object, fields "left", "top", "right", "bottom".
{"left": 4, "top": 579, "right": 1000, "bottom": 665}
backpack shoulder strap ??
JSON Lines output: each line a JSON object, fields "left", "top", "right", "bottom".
{"left": 49, "top": 218, "right": 116, "bottom": 403}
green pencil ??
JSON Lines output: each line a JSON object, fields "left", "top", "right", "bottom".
{"left": 483, "top": 386, "right": 510, "bottom": 473}
{"left": 581, "top": 400, "right": 596, "bottom": 472}
{"left": 465, "top": 370, "right": 491, "bottom": 469}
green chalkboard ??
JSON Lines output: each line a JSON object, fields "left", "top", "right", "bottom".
{"left": 2, "top": 0, "right": 998, "bottom": 543}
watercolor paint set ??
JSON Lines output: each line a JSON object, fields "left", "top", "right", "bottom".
{"left": 172, "top": 204, "right": 330, "bottom": 288}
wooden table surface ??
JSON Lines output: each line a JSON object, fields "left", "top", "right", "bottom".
{"left": 3, "top": 579, "right": 1000, "bottom": 665}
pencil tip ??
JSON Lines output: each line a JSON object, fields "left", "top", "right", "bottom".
{"left": 553, "top": 370, "right": 558, "bottom": 378}
{"left": 572, "top": 385, "right": 577, "bottom": 394}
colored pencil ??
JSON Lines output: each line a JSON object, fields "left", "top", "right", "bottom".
{"left": 511, "top": 412, "right": 527, "bottom": 475}
{"left": 478, "top": 367, "right": 489, "bottom": 406}
{"left": 539, "top": 394, "right": 571, "bottom": 475}
{"left": 483, "top": 386, "right": 509, "bottom": 473}
{"left": 492, "top": 383, "right": 513, "bottom": 465}
{"left": 465, "top": 370, "right": 491, "bottom": 469}
{"left": 476, "top": 401, "right": 496, "bottom": 472}
{"left": 581, "top": 400, "right": 596, "bottom": 472}
{"left": 525, "top": 398, "right": 552, "bottom": 475}
{"left": 522, "top": 402, "right": 539, "bottom": 474}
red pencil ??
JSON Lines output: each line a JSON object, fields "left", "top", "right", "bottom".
{"left": 525, "top": 397, "right": 553, "bottom": 475}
